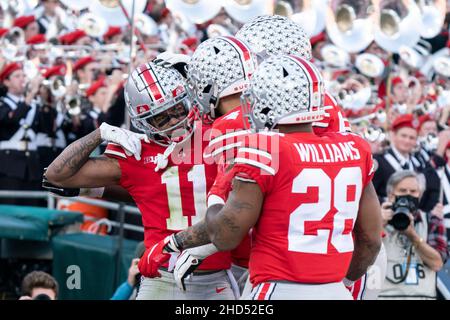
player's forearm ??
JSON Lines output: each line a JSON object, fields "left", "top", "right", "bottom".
{"left": 205, "top": 203, "right": 248, "bottom": 251}
{"left": 174, "top": 220, "right": 211, "bottom": 250}
{"left": 46, "top": 129, "right": 102, "bottom": 184}
{"left": 345, "top": 234, "right": 381, "bottom": 281}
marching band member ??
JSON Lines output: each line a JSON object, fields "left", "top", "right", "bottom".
{"left": 13, "top": 15, "right": 40, "bottom": 42}
{"left": 0, "top": 62, "right": 43, "bottom": 205}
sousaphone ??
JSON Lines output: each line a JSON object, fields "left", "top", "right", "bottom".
{"left": 326, "top": 0, "right": 377, "bottom": 53}
{"left": 165, "top": 0, "right": 223, "bottom": 24}
{"left": 374, "top": 0, "right": 422, "bottom": 53}
{"left": 223, "top": 0, "right": 274, "bottom": 24}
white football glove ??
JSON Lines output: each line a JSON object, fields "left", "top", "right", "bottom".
{"left": 173, "top": 243, "right": 219, "bottom": 291}
{"left": 153, "top": 52, "right": 191, "bottom": 68}
{"left": 99, "top": 123, "right": 147, "bottom": 161}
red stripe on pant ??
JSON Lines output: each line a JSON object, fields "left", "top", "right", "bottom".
{"left": 257, "top": 283, "right": 271, "bottom": 300}
{"left": 352, "top": 278, "right": 363, "bottom": 300}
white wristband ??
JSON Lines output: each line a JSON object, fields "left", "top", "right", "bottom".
{"left": 342, "top": 277, "right": 355, "bottom": 287}
{"left": 80, "top": 187, "right": 105, "bottom": 198}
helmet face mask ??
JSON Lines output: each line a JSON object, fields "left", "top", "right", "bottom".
{"left": 242, "top": 55, "right": 326, "bottom": 132}
{"left": 186, "top": 36, "right": 257, "bottom": 119}
{"left": 131, "top": 94, "right": 197, "bottom": 145}
{"left": 125, "top": 63, "right": 197, "bottom": 146}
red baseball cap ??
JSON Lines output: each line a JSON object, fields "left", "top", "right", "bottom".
{"left": 86, "top": 77, "right": 107, "bottom": 97}
{"left": 59, "top": 29, "right": 88, "bottom": 45}
{"left": 73, "top": 56, "right": 95, "bottom": 72}
{"left": 391, "top": 114, "right": 418, "bottom": 132}
{"left": 26, "top": 33, "right": 46, "bottom": 45}
{"left": 417, "top": 114, "right": 434, "bottom": 131}
{"left": 103, "top": 26, "right": 121, "bottom": 40}
{"left": 43, "top": 64, "right": 66, "bottom": 79}
{"left": 13, "top": 15, "right": 35, "bottom": 29}
{"left": 0, "top": 28, "right": 9, "bottom": 38}
{"left": 310, "top": 31, "right": 326, "bottom": 47}
{"left": 391, "top": 76, "right": 404, "bottom": 87}
{"left": 0, "top": 62, "right": 23, "bottom": 82}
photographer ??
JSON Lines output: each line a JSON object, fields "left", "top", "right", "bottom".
{"left": 379, "top": 170, "right": 447, "bottom": 300}
{"left": 19, "top": 271, "right": 58, "bottom": 300}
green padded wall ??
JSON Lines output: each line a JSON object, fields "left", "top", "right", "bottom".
{"left": 52, "top": 233, "right": 139, "bottom": 300}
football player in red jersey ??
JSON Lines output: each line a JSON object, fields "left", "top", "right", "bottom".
{"left": 168, "top": 55, "right": 382, "bottom": 299}
{"left": 171, "top": 16, "right": 352, "bottom": 294}
{"left": 140, "top": 35, "right": 259, "bottom": 293}
{"left": 211, "top": 55, "right": 382, "bottom": 299}
{"left": 45, "top": 63, "right": 236, "bottom": 300}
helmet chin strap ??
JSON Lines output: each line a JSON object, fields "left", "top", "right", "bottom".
{"left": 208, "top": 83, "right": 220, "bottom": 119}
{"left": 153, "top": 120, "right": 196, "bottom": 172}
{"left": 154, "top": 142, "right": 177, "bottom": 172}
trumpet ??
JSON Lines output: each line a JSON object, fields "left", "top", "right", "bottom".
{"left": 0, "top": 27, "right": 26, "bottom": 61}
{"left": 77, "top": 12, "right": 109, "bottom": 39}
{"left": 336, "top": 74, "right": 374, "bottom": 112}
{"left": 42, "top": 77, "right": 67, "bottom": 99}
{"left": 355, "top": 53, "right": 386, "bottom": 78}
{"left": 65, "top": 96, "right": 82, "bottom": 116}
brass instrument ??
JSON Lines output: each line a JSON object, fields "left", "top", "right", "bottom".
{"left": 42, "top": 77, "right": 67, "bottom": 99}
{"left": 290, "top": 0, "right": 328, "bottom": 37}
{"left": 398, "top": 40, "right": 432, "bottom": 70}
{"left": 78, "top": 12, "right": 109, "bottom": 38}
{"left": 362, "top": 125, "right": 387, "bottom": 143}
{"left": 65, "top": 96, "right": 82, "bottom": 116}
{"left": 417, "top": 0, "right": 446, "bottom": 39}
{"left": 0, "top": 27, "right": 26, "bottom": 61}
{"left": 374, "top": 0, "right": 422, "bottom": 53}
{"left": 321, "top": 44, "right": 350, "bottom": 68}
{"left": 355, "top": 53, "right": 385, "bottom": 78}
{"left": 222, "top": 0, "right": 274, "bottom": 24}
{"left": 325, "top": 0, "right": 377, "bottom": 53}
{"left": 164, "top": 0, "right": 222, "bottom": 24}
{"left": 89, "top": 0, "right": 147, "bottom": 27}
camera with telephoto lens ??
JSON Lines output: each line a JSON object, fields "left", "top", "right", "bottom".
{"left": 389, "top": 195, "right": 419, "bottom": 231}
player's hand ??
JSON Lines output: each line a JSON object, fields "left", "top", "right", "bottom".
{"left": 173, "top": 243, "right": 218, "bottom": 291}
{"left": 153, "top": 52, "right": 190, "bottom": 77}
{"left": 138, "top": 234, "right": 181, "bottom": 278}
{"left": 99, "top": 123, "right": 146, "bottom": 161}
{"left": 42, "top": 168, "right": 80, "bottom": 197}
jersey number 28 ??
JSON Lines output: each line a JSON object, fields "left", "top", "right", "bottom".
{"left": 289, "top": 167, "right": 362, "bottom": 254}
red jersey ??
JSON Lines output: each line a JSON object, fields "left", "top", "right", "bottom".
{"left": 203, "top": 106, "right": 252, "bottom": 267}
{"left": 206, "top": 96, "right": 351, "bottom": 269}
{"left": 104, "top": 123, "right": 231, "bottom": 271}
{"left": 230, "top": 131, "right": 374, "bottom": 285}
{"left": 312, "top": 92, "right": 351, "bottom": 135}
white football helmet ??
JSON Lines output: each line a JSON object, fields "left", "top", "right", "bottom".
{"left": 241, "top": 55, "right": 325, "bottom": 130}
{"left": 235, "top": 15, "right": 312, "bottom": 60}
{"left": 125, "top": 62, "right": 197, "bottom": 146}
{"left": 186, "top": 35, "right": 257, "bottom": 120}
